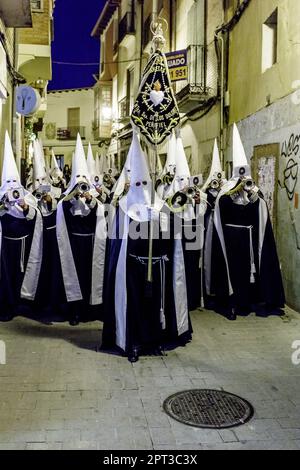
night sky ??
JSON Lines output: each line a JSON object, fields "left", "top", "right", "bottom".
{"left": 48, "top": 0, "right": 106, "bottom": 91}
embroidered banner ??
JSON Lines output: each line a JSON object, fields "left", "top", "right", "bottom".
{"left": 131, "top": 50, "right": 180, "bottom": 147}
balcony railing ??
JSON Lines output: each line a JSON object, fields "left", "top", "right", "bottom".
{"left": 119, "top": 12, "right": 135, "bottom": 44}
{"left": 175, "top": 43, "right": 218, "bottom": 113}
{"left": 57, "top": 127, "right": 86, "bottom": 140}
{"left": 119, "top": 96, "right": 130, "bottom": 121}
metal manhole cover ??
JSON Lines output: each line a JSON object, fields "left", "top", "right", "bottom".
{"left": 163, "top": 389, "right": 254, "bottom": 429}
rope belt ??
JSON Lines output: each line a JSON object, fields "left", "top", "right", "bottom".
{"left": 4, "top": 235, "right": 29, "bottom": 273}
{"left": 46, "top": 225, "right": 56, "bottom": 231}
{"left": 71, "top": 232, "right": 95, "bottom": 247}
{"left": 226, "top": 224, "right": 256, "bottom": 284}
{"left": 71, "top": 233, "right": 94, "bottom": 237}
{"left": 129, "top": 254, "right": 169, "bottom": 330}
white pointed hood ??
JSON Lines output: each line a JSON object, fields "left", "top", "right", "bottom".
{"left": 162, "top": 131, "right": 177, "bottom": 176}
{"left": 165, "top": 135, "right": 191, "bottom": 197}
{"left": 0, "top": 132, "right": 37, "bottom": 209}
{"left": 0, "top": 131, "right": 21, "bottom": 197}
{"left": 50, "top": 150, "right": 63, "bottom": 179}
{"left": 112, "top": 141, "right": 133, "bottom": 201}
{"left": 95, "top": 152, "right": 101, "bottom": 176}
{"left": 119, "top": 132, "right": 164, "bottom": 222}
{"left": 232, "top": 123, "right": 251, "bottom": 179}
{"left": 32, "top": 139, "right": 49, "bottom": 191}
{"left": 38, "top": 139, "right": 50, "bottom": 175}
{"left": 64, "top": 134, "right": 92, "bottom": 196}
{"left": 202, "top": 139, "right": 224, "bottom": 191}
{"left": 87, "top": 143, "right": 99, "bottom": 184}
{"left": 86, "top": 143, "right": 95, "bottom": 175}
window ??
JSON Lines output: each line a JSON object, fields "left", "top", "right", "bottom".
{"left": 127, "top": 67, "right": 135, "bottom": 114}
{"left": 67, "top": 108, "right": 80, "bottom": 139}
{"left": 0, "top": 42, "right": 7, "bottom": 101}
{"left": 262, "top": 9, "right": 278, "bottom": 73}
{"left": 31, "top": 0, "right": 44, "bottom": 12}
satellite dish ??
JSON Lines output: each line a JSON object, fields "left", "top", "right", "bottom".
{"left": 16, "top": 86, "right": 41, "bottom": 116}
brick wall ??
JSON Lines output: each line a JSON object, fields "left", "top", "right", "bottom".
{"left": 18, "top": 0, "right": 51, "bottom": 46}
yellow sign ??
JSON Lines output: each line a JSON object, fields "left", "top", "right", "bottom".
{"left": 166, "top": 50, "right": 188, "bottom": 82}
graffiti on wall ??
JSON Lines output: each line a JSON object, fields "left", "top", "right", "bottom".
{"left": 281, "top": 133, "right": 300, "bottom": 201}
{"left": 281, "top": 133, "right": 300, "bottom": 250}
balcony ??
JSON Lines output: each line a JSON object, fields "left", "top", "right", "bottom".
{"left": 0, "top": 0, "right": 32, "bottom": 27}
{"left": 119, "top": 96, "right": 130, "bottom": 123}
{"left": 118, "top": 12, "right": 135, "bottom": 45}
{"left": 175, "top": 44, "right": 218, "bottom": 114}
{"left": 57, "top": 127, "right": 86, "bottom": 141}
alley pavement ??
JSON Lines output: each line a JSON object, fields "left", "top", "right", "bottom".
{"left": 0, "top": 308, "right": 300, "bottom": 450}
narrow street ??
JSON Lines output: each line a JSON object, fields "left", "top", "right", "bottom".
{"left": 1, "top": 309, "right": 300, "bottom": 450}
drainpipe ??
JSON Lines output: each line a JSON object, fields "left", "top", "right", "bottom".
{"left": 214, "top": 0, "right": 252, "bottom": 169}
{"left": 139, "top": 0, "right": 144, "bottom": 81}
{"left": 219, "top": 33, "right": 225, "bottom": 169}
{"left": 214, "top": 29, "right": 225, "bottom": 169}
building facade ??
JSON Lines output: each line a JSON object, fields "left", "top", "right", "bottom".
{"left": 0, "top": 0, "right": 55, "bottom": 175}
{"left": 93, "top": 0, "right": 300, "bottom": 311}
{"left": 224, "top": 0, "right": 300, "bottom": 312}
{"left": 41, "top": 88, "right": 98, "bottom": 168}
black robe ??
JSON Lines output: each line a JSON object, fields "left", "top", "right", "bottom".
{"left": 203, "top": 189, "right": 219, "bottom": 309}
{"left": 0, "top": 212, "right": 36, "bottom": 318}
{"left": 174, "top": 211, "right": 203, "bottom": 311}
{"left": 35, "top": 209, "right": 65, "bottom": 321}
{"left": 61, "top": 200, "right": 101, "bottom": 321}
{"left": 102, "top": 208, "right": 192, "bottom": 358}
{"left": 213, "top": 194, "right": 285, "bottom": 316}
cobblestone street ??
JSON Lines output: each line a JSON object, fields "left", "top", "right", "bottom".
{"left": 0, "top": 308, "right": 300, "bottom": 450}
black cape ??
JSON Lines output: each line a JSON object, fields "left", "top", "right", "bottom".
{"left": 102, "top": 208, "right": 192, "bottom": 358}
{"left": 212, "top": 194, "right": 285, "bottom": 316}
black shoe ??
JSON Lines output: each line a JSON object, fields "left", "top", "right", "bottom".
{"left": 128, "top": 348, "right": 139, "bottom": 363}
{"left": 69, "top": 315, "right": 80, "bottom": 326}
{"left": 0, "top": 314, "right": 13, "bottom": 322}
{"left": 227, "top": 310, "right": 237, "bottom": 321}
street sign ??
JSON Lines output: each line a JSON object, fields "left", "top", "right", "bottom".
{"left": 166, "top": 49, "right": 188, "bottom": 82}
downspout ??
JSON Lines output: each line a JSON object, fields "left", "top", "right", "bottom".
{"left": 139, "top": 0, "right": 144, "bottom": 81}
{"left": 203, "top": 0, "right": 208, "bottom": 91}
{"left": 219, "top": 33, "right": 225, "bottom": 168}
{"left": 214, "top": 0, "right": 252, "bottom": 170}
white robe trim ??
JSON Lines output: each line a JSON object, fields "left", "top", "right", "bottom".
{"left": 56, "top": 199, "right": 106, "bottom": 305}
{"left": 20, "top": 208, "right": 43, "bottom": 300}
{"left": 90, "top": 202, "right": 107, "bottom": 305}
{"left": 173, "top": 238, "right": 190, "bottom": 336}
{"left": 115, "top": 214, "right": 130, "bottom": 351}
{"left": 214, "top": 181, "right": 269, "bottom": 297}
{"left": 114, "top": 213, "right": 190, "bottom": 352}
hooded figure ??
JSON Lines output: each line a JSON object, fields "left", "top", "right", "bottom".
{"left": 0, "top": 132, "right": 43, "bottom": 321}
{"left": 156, "top": 131, "right": 177, "bottom": 200}
{"left": 110, "top": 142, "right": 133, "bottom": 207}
{"left": 56, "top": 134, "right": 107, "bottom": 325}
{"left": 202, "top": 139, "right": 227, "bottom": 308}
{"left": 164, "top": 136, "right": 207, "bottom": 310}
{"left": 87, "top": 143, "right": 110, "bottom": 204}
{"left": 31, "top": 140, "right": 64, "bottom": 320}
{"left": 50, "top": 150, "right": 66, "bottom": 191}
{"left": 102, "top": 131, "right": 192, "bottom": 363}
{"left": 212, "top": 124, "right": 285, "bottom": 319}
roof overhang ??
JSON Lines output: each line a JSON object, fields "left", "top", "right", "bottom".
{"left": 91, "top": 0, "right": 121, "bottom": 37}
{"left": 0, "top": 0, "right": 32, "bottom": 28}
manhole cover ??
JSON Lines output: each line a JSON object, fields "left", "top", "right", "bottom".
{"left": 163, "top": 389, "right": 254, "bottom": 429}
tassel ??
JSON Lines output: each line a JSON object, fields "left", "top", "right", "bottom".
{"left": 160, "top": 308, "right": 166, "bottom": 330}
{"left": 250, "top": 263, "right": 256, "bottom": 284}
